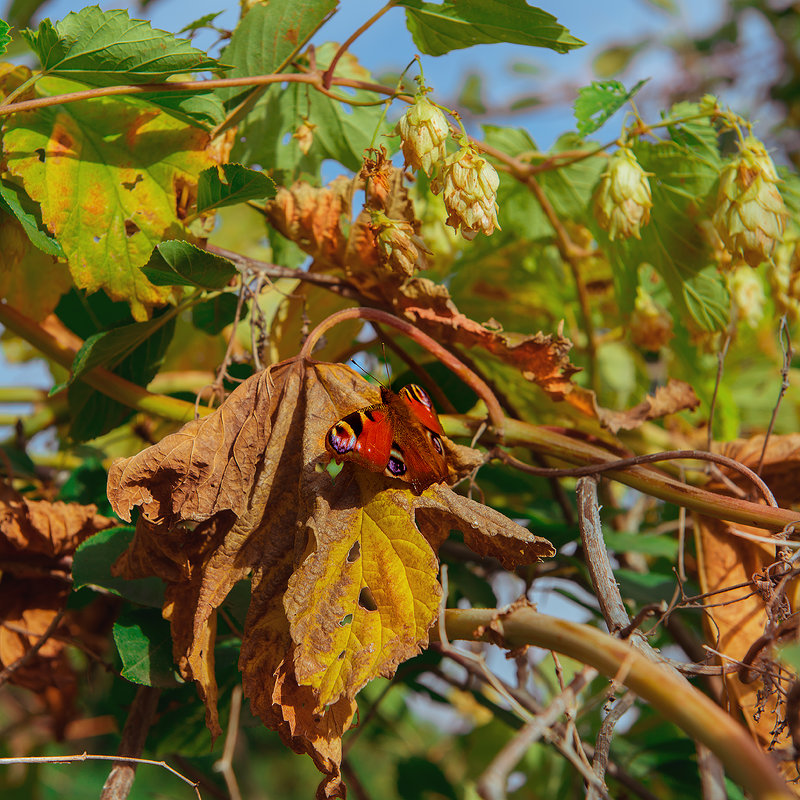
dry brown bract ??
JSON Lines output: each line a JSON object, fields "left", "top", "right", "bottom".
{"left": 107, "top": 357, "right": 554, "bottom": 798}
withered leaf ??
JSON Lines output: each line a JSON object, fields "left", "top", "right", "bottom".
{"left": 594, "top": 379, "right": 700, "bottom": 434}
{"left": 107, "top": 357, "right": 554, "bottom": 796}
{"left": 0, "top": 481, "right": 116, "bottom": 559}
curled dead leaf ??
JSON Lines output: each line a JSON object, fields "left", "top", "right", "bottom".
{"left": 107, "top": 357, "right": 554, "bottom": 794}
{"left": 593, "top": 379, "right": 700, "bottom": 434}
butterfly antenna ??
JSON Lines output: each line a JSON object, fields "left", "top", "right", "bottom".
{"left": 381, "top": 341, "right": 391, "bottom": 386}
{"left": 350, "top": 359, "right": 383, "bottom": 386}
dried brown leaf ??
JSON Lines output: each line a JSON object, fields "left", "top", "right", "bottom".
{"left": 107, "top": 357, "right": 554, "bottom": 791}
{"left": 595, "top": 379, "right": 700, "bottom": 434}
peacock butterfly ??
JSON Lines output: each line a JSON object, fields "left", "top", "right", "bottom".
{"left": 325, "top": 383, "right": 448, "bottom": 494}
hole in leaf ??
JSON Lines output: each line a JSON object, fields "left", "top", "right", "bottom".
{"left": 347, "top": 542, "right": 361, "bottom": 562}
{"left": 339, "top": 613, "right": 353, "bottom": 627}
{"left": 122, "top": 174, "right": 142, "bottom": 190}
{"left": 124, "top": 219, "right": 140, "bottom": 237}
{"left": 35, "top": 148, "right": 45, "bottom": 162}
{"left": 93, "top": 235, "right": 101, "bottom": 243}
{"left": 358, "top": 586, "right": 377, "bottom": 612}
{"left": 337, "top": 651, "right": 345, "bottom": 660}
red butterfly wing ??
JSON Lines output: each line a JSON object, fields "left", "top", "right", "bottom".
{"left": 326, "top": 405, "right": 393, "bottom": 474}
{"left": 397, "top": 385, "right": 444, "bottom": 434}
{"left": 389, "top": 385, "right": 448, "bottom": 493}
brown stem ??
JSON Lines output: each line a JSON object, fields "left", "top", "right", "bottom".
{"left": 100, "top": 685, "right": 160, "bottom": 800}
{"left": 495, "top": 448, "right": 779, "bottom": 508}
{"left": 300, "top": 308, "right": 506, "bottom": 436}
{"left": 321, "top": 1, "right": 397, "bottom": 89}
{"left": 440, "top": 607, "right": 792, "bottom": 800}
{"left": 0, "top": 72, "right": 400, "bottom": 117}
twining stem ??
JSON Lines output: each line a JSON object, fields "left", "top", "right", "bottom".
{"left": 439, "top": 607, "right": 792, "bottom": 800}
{"left": 299, "top": 307, "right": 506, "bottom": 436}
{"left": 321, "top": 1, "right": 396, "bottom": 89}
{"left": 443, "top": 414, "right": 798, "bottom": 531}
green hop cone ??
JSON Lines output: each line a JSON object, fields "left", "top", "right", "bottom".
{"left": 592, "top": 146, "right": 652, "bottom": 241}
{"left": 713, "top": 136, "right": 787, "bottom": 268}
{"left": 435, "top": 143, "right": 500, "bottom": 241}
{"left": 396, "top": 94, "right": 449, "bottom": 176}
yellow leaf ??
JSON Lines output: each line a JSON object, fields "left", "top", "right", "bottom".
{"left": 3, "top": 77, "right": 215, "bottom": 321}
{"left": 287, "top": 469, "right": 442, "bottom": 708}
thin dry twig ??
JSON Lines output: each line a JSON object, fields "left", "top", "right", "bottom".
{"left": 496, "top": 448, "right": 778, "bottom": 508}
{"left": 213, "top": 685, "right": 243, "bottom": 800}
{"left": 587, "top": 691, "right": 635, "bottom": 800}
{"left": 100, "top": 685, "right": 161, "bottom": 800}
{"left": 0, "top": 752, "right": 200, "bottom": 799}
{"left": 757, "top": 315, "right": 793, "bottom": 477}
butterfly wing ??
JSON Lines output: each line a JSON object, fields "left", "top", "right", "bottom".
{"left": 326, "top": 404, "right": 393, "bottom": 474}
{"left": 389, "top": 385, "right": 448, "bottom": 493}
{"left": 397, "top": 384, "right": 444, "bottom": 434}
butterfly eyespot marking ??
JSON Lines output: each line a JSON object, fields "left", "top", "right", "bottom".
{"left": 429, "top": 431, "right": 444, "bottom": 455}
{"left": 387, "top": 445, "right": 406, "bottom": 476}
{"left": 327, "top": 422, "right": 357, "bottom": 455}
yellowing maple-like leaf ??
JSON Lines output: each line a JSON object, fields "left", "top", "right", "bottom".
{"left": 107, "top": 357, "right": 554, "bottom": 796}
{"left": 3, "top": 77, "right": 216, "bottom": 321}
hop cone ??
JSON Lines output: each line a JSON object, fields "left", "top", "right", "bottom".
{"left": 436, "top": 144, "right": 500, "bottom": 240}
{"left": 593, "top": 146, "right": 652, "bottom": 241}
{"left": 713, "top": 136, "right": 787, "bottom": 268}
{"left": 372, "top": 211, "right": 429, "bottom": 277}
{"left": 770, "top": 242, "right": 800, "bottom": 320}
{"left": 397, "top": 94, "right": 449, "bottom": 176}
{"left": 730, "top": 266, "right": 765, "bottom": 329}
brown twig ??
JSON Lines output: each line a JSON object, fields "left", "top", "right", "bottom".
{"left": 213, "top": 685, "right": 243, "bottom": 800}
{"left": 0, "top": 752, "right": 200, "bottom": 798}
{"left": 495, "top": 447, "right": 778, "bottom": 508}
{"left": 300, "top": 308, "right": 506, "bottom": 435}
{"left": 757, "top": 315, "right": 793, "bottom": 476}
{"left": 321, "top": 2, "right": 396, "bottom": 89}
{"left": 100, "top": 685, "right": 161, "bottom": 800}
{"left": 587, "top": 691, "right": 635, "bottom": 800}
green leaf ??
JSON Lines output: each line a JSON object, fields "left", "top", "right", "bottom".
{"left": 217, "top": 0, "right": 336, "bottom": 106}
{"left": 574, "top": 79, "right": 648, "bottom": 136}
{"left": 3, "top": 76, "right": 216, "bottom": 322}
{"left": 178, "top": 11, "right": 224, "bottom": 35}
{"left": 0, "top": 178, "right": 64, "bottom": 257}
{"left": 114, "top": 607, "right": 181, "bottom": 687}
{"left": 196, "top": 163, "right": 276, "bottom": 214}
{"left": 398, "top": 0, "right": 584, "bottom": 56}
{"left": 73, "top": 527, "right": 165, "bottom": 607}
{"left": 235, "top": 43, "right": 394, "bottom": 180}
{"left": 682, "top": 268, "right": 730, "bottom": 332}
{"left": 192, "top": 292, "right": 240, "bottom": 334}
{"left": 142, "top": 240, "right": 237, "bottom": 289}
{"left": 67, "top": 313, "right": 175, "bottom": 387}
{"left": 22, "top": 8, "right": 220, "bottom": 85}
{"left": 0, "top": 19, "right": 10, "bottom": 55}
{"left": 601, "top": 530, "right": 679, "bottom": 559}
{"left": 67, "top": 316, "right": 176, "bottom": 441}
{"left": 131, "top": 89, "right": 226, "bottom": 129}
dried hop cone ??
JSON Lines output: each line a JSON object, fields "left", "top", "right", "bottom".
{"left": 593, "top": 146, "right": 652, "bottom": 241}
{"left": 435, "top": 144, "right": 500, "bottom": 240}
{"left": 372, "top": 211, "right": 430, "bottom": 277}
{"left": 629, "top": 287, "right": 673, "bottom": 351}
{"left": 397, "top": 94, "right": 449, "bottom": 176}
{"left": 713, "top": 136, "right": 787, "bottom": 268}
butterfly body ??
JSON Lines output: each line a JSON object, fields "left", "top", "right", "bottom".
{"left": 326, "top": 384, "right": 448, "bottom": 494}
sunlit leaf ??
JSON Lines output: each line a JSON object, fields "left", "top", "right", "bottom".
{"left": 142, "top": 240, "right": 237, "bottom": 289}
{"left": 196, "top": 163, "right": 276, "bottom": 213}
{"left": 398, "top": 0, "right": 584, "bottom": 56}
{"left": 574, "top": 79, "right": 648, "bottom": 136}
